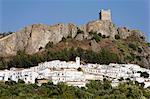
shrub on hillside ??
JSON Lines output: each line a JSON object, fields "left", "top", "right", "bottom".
{"left": 45, "top": 41, "right": 53, "bottom": 49}
{"left": 138, "top": 47, "right": 142, "bottom": 53}
{"left": 77, "top": 28, "right": 84, "bottom": 34}
{"left": 125, "top": 55, "right": 134, "bottom": 62}
{"left": 115, "top": 34, "right": 120, "bottom": 40}
{"left": 128, "top": 43, "right": 137, "bottom": 50}
{"left": 92, "top": 33, "right": 101, "bottom": 42}
{"left": 136, "top": 56, "right": 142, "bottom": 61}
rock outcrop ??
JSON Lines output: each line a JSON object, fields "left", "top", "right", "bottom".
{"left": 0, "top": 23, "right": 77, "bottom": 56}
{"left": 117, "top": 27, "right": 144, "bottom": 39}
{"left": 0, "top": 20, "right": 146, "bottom": 57}
{"left": 85, "top": 20, "right": 118, "bottom": 39}
{"left": 90, "top": 40, "right": 101, "bottom": 52}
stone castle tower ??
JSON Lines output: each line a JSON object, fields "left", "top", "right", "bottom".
{"left": 99, "top": 9, "right": 111, "bottom": 21}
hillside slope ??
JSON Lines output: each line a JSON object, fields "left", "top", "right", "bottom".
{"left": 0, "top": 20, "right": 150, "bottom": 68}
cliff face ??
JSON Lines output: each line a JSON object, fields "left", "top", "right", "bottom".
{"left": 0, "top": 20, "right": 146, "bottom": 56}
{"left": 0, "top": 20, "right": 149, "bottom": 68}
{"left": 85, "top": 20, "right": 118, "bottom": 38}
{"left": 0, "top": 23, "right": 77, "bottom": 56}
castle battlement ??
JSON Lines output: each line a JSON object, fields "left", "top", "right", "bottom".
{"left": 99, "top": 9, "right": 111, "bottom": 21}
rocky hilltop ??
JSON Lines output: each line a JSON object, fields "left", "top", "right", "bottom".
{"left": 0, "top": 23, "right": 77, "bottom": 56}
{"left": 0, "top": 20, "right": 144, "bottom": 56}
{"left": 0, "top": 20, "right": 150, "bottom": 68}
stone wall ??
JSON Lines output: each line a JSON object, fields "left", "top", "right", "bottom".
{"left": 99, "top": 9, "right": 111, "bottom": 21}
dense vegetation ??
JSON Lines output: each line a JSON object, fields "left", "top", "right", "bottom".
{"left": 0, "top": 80, "right": 149, "bottom": 98}
{"left": 0, "top": 47, "right": 121, "bottom": 69}
{"left": 89, "top": 31, "right": 108, "bottom": 42}
{"left": 128, "top": 43, "right": 138, "bottom": 51}
{"left": 0, "top": 29, "right": 149, "bottom": 69}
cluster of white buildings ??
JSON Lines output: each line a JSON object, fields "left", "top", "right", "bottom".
{"left": 0, "top": 57, "right": 150, "bottom": 88}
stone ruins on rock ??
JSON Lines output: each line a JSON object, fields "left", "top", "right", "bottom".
{"left": 99, "top": 9, "right": 112, "bottom": 21}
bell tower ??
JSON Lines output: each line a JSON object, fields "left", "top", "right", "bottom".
{"left": 76, "top": 57, "right": 80, "bottom": 66}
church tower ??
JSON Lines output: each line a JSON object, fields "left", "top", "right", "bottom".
{"left": 99, "top": 9, "right": 111, "bottom": 21}
{"left": 76, "top": 57, "right": 80, "bottom": 66}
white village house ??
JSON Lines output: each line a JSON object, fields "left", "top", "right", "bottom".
{"left": 0, "top": 57, "right": 149, "bottom": 88}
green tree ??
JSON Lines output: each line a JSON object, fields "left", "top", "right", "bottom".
{"left": 103, "top": 78, "right": 112, "bottom": 90}
{"left": 115, "top": 34, "right": 120, "bottom": 40}
{"left": 45, "top": 41, "right": 53, "bottom": 49}
{"left": 140, "top": 72, "right": 149, "bottom": 78}
{"left": 18, "top": 79, "right": 25, "bottom": 84}
{"left": 128, "top": 43, "right": 137, "bottom": 50}
{"left": 55, "top": 82, "right": 75, "bottom": 98}
{"left": 92, "top": 33, "right": 101, "bottom": 42}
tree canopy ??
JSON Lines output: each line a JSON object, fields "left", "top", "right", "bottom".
{"left": 2, "top": 47, "right": 121, "bottom": 69}
{"left": 0, "top": 80, "right": 149, "bottom": 98}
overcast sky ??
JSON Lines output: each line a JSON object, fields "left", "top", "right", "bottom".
{"left": 0, "top": 0, "right": 150, "bottom": 42}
